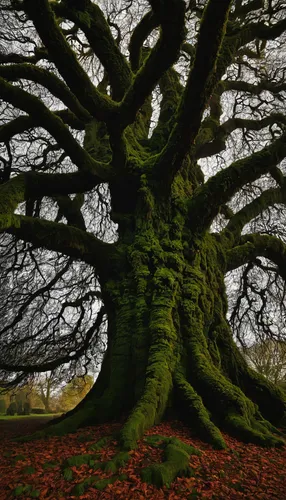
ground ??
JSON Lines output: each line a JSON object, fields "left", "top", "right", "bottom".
{"left": 0, "top": 417, "right": 285, "bottom": 499}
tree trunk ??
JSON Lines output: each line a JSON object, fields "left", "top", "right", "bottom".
{"left": 47, "top": 176, "right": 286, "bottom": 451}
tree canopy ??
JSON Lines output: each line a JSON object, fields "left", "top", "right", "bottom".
{"left": 1, "top": 0, "right": 286, "bottom": 478}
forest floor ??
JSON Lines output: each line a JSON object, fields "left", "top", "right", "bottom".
{"left": 0, "top": 417, "right": 285, "bottom": 499}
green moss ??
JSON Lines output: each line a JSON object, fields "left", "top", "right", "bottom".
{"left": 144, "top": 435, "right": 201, "bottom": 457}
{"left": 13, "top": 485, "right": 31, "bottom": 497}
{"left": 77, "top": 433, "right": 93, "bottom": 443}
{"left": 71, "top": 473, "right": 128, "bottom": 496}
{"left": 30, "top": 490, "right": 40, "bottom": 498}
{"left": 91, "top": 451, "right": 130, "bottom": 473}
{"left": 225, "top": 413, "right": 284, "bottom": 447}
{"left": 63, "top": 467, "right": 73, "bottom": 481}
{"left": 22, "top": 466, "right": 35, "bottom": 474}
{"left": 13, "top": 485, "right": 39, "bottom": 497}
{"left": 174, "top": 371, "right": 226, "bottom": 449}
{"left": 16, "top": 148, "right": 284, "bottom": 467}
{"left": 13, "top": 455, "right": 26, "bottom": 463}
{"left": 144, "top": 435, "right": 167, "bottom": 447}
{"left": 64, "top": 453, "right": 97, "bottom": 467}
{"left": 88, "top": 435, "right": 111, "bottom": 451}
{"left": 103, "top": 451, "right": 130, "bottom": 472}
{"left": 72, "top": 482, "right": 86, "bottom": 497}
{"left": 0, "top": 175, "right": 26, "bottom": 217}
{"left": 140, "top": 439, "right": 194, "bottom": 487}
{"left": 43, "top": 460, "right": 58, "bottom": 469}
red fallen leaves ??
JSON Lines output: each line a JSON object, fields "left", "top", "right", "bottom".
{"left": 0, "top": 418, "right": 285, "bottom": 499}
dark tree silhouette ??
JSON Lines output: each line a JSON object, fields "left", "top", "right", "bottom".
{"left": 1, "top": 0, "right": 286, "bottom": 481}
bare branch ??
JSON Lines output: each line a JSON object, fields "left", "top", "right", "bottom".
{"left": 0, "top": 64, "right": 92, "bottom": 122}
{"left": 227, "top": 234, "right": 286, "bottom": 282}
{"left": 22, "top": 0, "right": 116, "bottom": 121}
{"left": 0, "top": 77, "right": 113, "bottom": 179}
{"left": 189, "top": 132, "right": 286, "bottom": 233}
{"left": 52, "top": 0, "right": 132, "bottom": 100}
{"left": 5, "top": 215, "right": 112, "bottom": 272}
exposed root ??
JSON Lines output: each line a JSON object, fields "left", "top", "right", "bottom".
{"left": 59, "top": 434, "right": 200, "bottom": 491}
{"left": 240, "top": 366, "right": 286, "bottom": 428}
{"left": 141, "top": 435, "right": 201, "bottom": 488}
{"left": 216, "top": 326, "right": 286, "bottom": 428}
{"left": 225, "top": 413, "right": 284, "bottom": 447}
{"left": 71, "top": 473, "right": 128, "bottom": 496}
{"left": 189, "top": 346, "right": 285, "bottom": 447}
{"left": 174, "top": 371, "right": 226, "bottom": 449}
{"left": 119, "top": 393, "right": 162, "bottom": 451}
{"left": 119, "top": 298, "right": 176, "bottom": 450}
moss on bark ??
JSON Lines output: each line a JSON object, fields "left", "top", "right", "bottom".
{"left": 22, "top": 180, "right": 285, "bottom": 484}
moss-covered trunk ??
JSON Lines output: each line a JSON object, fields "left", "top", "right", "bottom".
{"left": 47, "top": 174, "right": 285, "bottom": 452}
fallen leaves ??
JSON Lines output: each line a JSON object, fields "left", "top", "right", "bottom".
{"left": 0, "top": 418, "right": 285, "bottom": 499}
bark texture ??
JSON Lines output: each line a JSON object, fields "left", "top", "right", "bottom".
{"left": 1, "top": 0, "right": 286, "bottom": 488}
{"left": 39, "top": 167, "right": 285, "bottom": 452}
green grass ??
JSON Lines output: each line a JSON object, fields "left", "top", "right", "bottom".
{"left": 0, "top": 413, "right": 60, "bottom": 420}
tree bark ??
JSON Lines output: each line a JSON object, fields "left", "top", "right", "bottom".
{"left": 45, "top": 175, "right": 285, "bottom": 451}
{"left": 2, "top": 0, "right": 286, "bottom": 489}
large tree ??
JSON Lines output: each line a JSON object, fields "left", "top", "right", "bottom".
{"left": 1, "top": 0, "right": 286, "bottom": 472}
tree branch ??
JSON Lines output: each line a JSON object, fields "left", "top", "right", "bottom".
{"left": 223, "top": 79, "right": 286, "bottom": 96}
{"left": 0, "top": 49, "right": 47, "bottom": 65}
{"left": 225, "top": 184, "right": 286, "bottom": 239}
{"left": 189, "top": 132, "right": 286, "bottom": 233}
{"left": 117, "top": 0, "right": 186, "bottom": 130}
{"left": 0, "top": 110, "right": 85, "bottom": 146}
{"left": 52, "top": 0, "right": 132, "bottom": 101}
{"left": 54, "top": 193, "right": 86, "bottom": 230}
{"left": 0, "top": 170, "right": 103, "bottom": 222}
{"left": 196, "top": 113, "right": 286, "bottom": 159}
{"left": 155, "top": 0, "right": 232, "bottom": 181}
{"left": 4, "top": 215, "right": 112, "bottom": 272}
{"left": 129, "top": 11, "right": 158, "bottom": 71}
{"left": 0, "top": 306, "right": 105, "bottom": 374}
{"left": 247, "top": 16, "right": 286, "bottom": 42}
{"left": 226, "top": 234, "right": 286, "bottom": 282}
{"left": 0, "top": 64, "right": 92, "bottom": 123}
{"left": 149, "top": 67, "right": 183, "bottom": 152}
{"left": 22, "top": 0, "right": 116, "bottom": 121}
{"left": 0, "top": 77, "right": 113, "bottom": 179}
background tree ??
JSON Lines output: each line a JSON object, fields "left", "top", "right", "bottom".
{"left": 1, "top": 0, "right": 286, "bottom": 484}
{"left": 57, "top": 374, "right": 94, "bottom": 412}
{"left": 33, "top": 369, "right": 68, "bottom": 413}
{"left": 243, "top": 340, "right": 286, "bottom": 387}
{"left": 6, "top": 401, "right": 17, "bottom": 416}
{"left": 0, "top": 398, "right": 6, "bottom": 414}
{"left": 4, "top": 385, "right": 32, "bottom": 415}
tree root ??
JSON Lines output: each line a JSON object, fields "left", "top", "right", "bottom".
{"left": 174, "top": 371, "right": 226, "bottom": 449}
{"left": 188, "top": 346, "right": 285, "bottom": 447}
{"left": 141, "top": 435, "right": 201, "bottom": 488}
{"left": 71, "top": 473, "right": 128, "bottom": 496}
{"left": 61, "top": 433, "right": 202, "bottom": 492}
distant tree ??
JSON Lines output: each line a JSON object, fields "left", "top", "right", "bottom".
{"left": 34, "top": 370, "right": 64, "bottom": 413}
{"left": 57, "top": 375, "right": 94, "bottom": 412}
{"left": 243, "top": 340, "right": 286, "bottom": 386}
{"left": 0, "top": 398, "right": 6, "bottom": 413}
{"left": 6, "top": 401, "right": 17, "bottom": 416}
{"left": 14, "top": 387, "right": 32, "bottom": 415}
{"left": 16, "top": 399, "right": 23, "bottom": 415}
{"left": 23, "top": 400, "right": 31, "bottom": 415}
